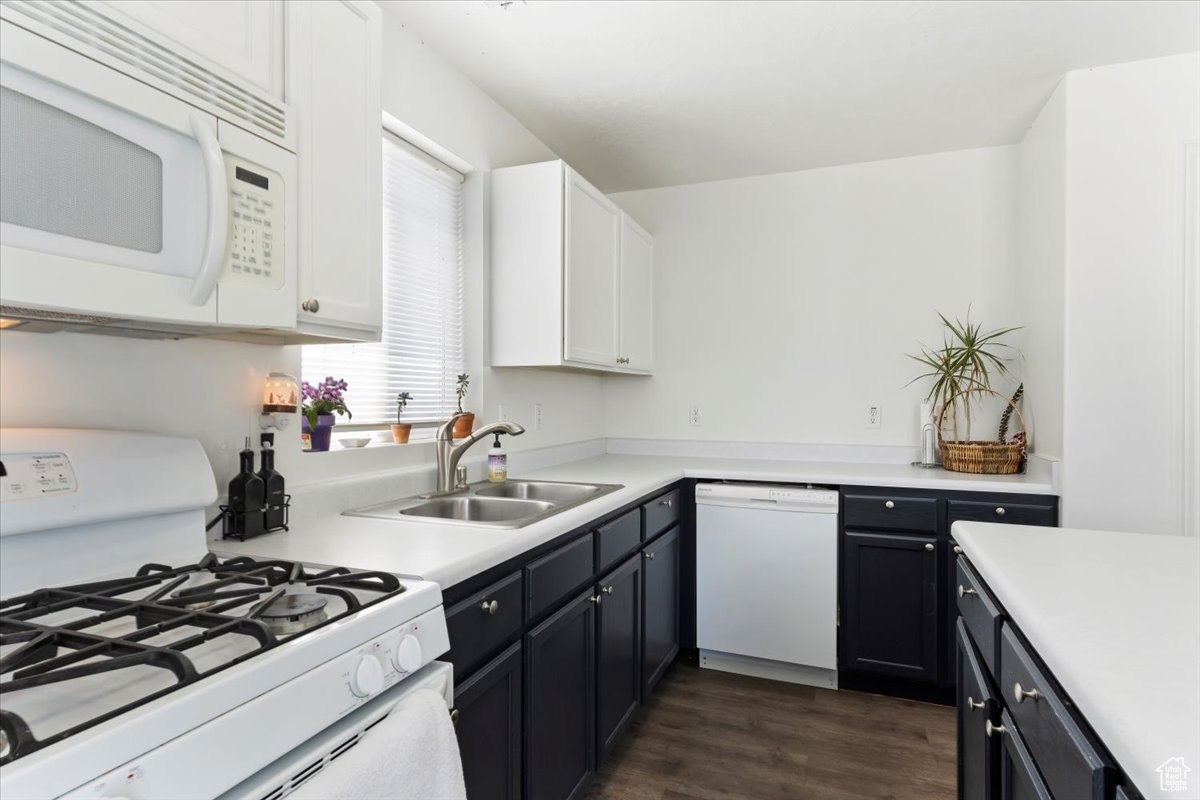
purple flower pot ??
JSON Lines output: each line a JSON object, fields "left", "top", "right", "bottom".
{"left": 302, "top": 414, "right": 336, "bottom": 452}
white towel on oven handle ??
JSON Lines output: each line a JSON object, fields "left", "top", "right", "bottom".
{"left": 290, "top": 687, "right": 466, "bottom": 800}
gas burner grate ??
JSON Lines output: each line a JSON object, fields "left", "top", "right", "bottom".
{"left": 0, "top": 555, "right": 405, "bottom": 765}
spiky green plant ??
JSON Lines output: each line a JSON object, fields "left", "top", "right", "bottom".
{"left": 908, "top": 310, "right": 1021, "bottom": 441}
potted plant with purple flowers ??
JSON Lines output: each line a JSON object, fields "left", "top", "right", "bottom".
{"left": 301, "top": 376, "right": 352, "bottom": 452}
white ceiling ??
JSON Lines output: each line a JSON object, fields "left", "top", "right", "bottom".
{"left": 379, "top": 0, "right": 1200, "bottom": 192}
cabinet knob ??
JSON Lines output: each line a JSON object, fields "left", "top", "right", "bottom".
{"left": 661, "top": 498, "right": 673, "bottom": 508}
{"left": 616, "top": 357, "right": 630, "bottom": 364}
{"left": 966, "top": 696, "right": 984, "bottom": 712}
{"left": 985, "top": 720, "right": 1007, "bottom": 738}
{"left": 645, "top": 551, "right": 655, "bottom": 561}
{"left": 301, "top": 297, "right": 320, "bottom": 313}
{"left": 602, "top": 585, "right": 614, "bottom": 595}
{"left": 924, "top": 543, "right": 934, "bottom": 552}
{"left": 589, "top": 595, "right": 602, "bottom": 605}
{"left": 953, "top": 545, "right": 963, "bottom": 555}
{"left": 450, "top": 708, "right": 460, "bottom": 726}
{"left": 995, "top": 507, "right": 1006, "bottom": 516}
{"left": 1013, "top": 682, "right": 1041, "bottom": 704}
{"left": 480, "top": 600, "right": 499, "bottom": 615}
{"left": 958, "top": 584, "right": 977, "bottom": 598}
{"left": 885, "top": 500, "right": 895, "bottom": 509}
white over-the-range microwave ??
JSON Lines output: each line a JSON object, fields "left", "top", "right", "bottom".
{"left": 0, "top": 2, "right": 297, "bottom": 335}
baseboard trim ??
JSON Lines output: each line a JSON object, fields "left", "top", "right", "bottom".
{"left": 699, "top": 649, "right": 838, "bottom": 690}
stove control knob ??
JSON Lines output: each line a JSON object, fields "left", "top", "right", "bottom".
{"left": 393, "top": 634, "right": 423, "bottom": 674}
{"left": 350, "top": 654, "right": 384, "bottom": 698}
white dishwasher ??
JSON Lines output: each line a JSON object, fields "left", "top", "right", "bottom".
{"left": 696, "top": 482, "right": 839, "bottom": 689}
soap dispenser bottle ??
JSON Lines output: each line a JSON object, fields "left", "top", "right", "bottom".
{"left": 488, "top": 433, "right": 507, "bottom": 482}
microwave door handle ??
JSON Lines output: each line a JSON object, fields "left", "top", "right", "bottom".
{"left": 188, "top": 114, "right": 228, "bottom": 306}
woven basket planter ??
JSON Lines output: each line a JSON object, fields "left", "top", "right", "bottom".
{"left": 937, "top": 388, "right": 1026, "bottom": 474}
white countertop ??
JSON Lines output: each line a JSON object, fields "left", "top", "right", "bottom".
{"left": 953, "top": 522, "right": 1200, "bottom": 800}
{"left": 218, "top": 453, "right": 1052, "bottom": 588}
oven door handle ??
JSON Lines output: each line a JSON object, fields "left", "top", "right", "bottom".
{"left": 188, "top": 113, "right": 228, "bottom": 306}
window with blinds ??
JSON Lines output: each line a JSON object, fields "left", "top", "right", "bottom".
{"left": 302, "top": 132, "right": 465, "bottom": 426}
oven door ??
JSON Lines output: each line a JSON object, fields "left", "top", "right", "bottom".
{"left": 0, "top": 19, "right": 221, "bottom": 325}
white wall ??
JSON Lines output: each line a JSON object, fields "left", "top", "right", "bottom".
{"left": 0, "top": 11, "right": 605, "bottom": 498}
{"left": 605, "top": 145, "right": 1022, "bottom": 450}
{"left": 1057, "top": 53, "right": 1200, "bottom": 536}
{"left": 1016, "top": 81, "right": 1068, "bottom": 460}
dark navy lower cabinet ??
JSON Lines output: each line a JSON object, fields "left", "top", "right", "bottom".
{"left": 957, "top": 620, "right": 997, "bottom": 800}
{"left": 525, "top": 588, "right": 597, "bottom": 800}
{"left": 453, "top": 642, "right": 522, "bottom": 800}
{"left": 840, "top": 530, "right": 939, "bottom": 681}
{"left": 595, "top": 553, "right": 642, "bottom": 766}
{"left": 641, "top": 525, "right": 681, "bottom": 698}
{"left": 997, "top": 710, "right": 1053, "bottom": 800}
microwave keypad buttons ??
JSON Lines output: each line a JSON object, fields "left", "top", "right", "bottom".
{"left": 221, "top": 157, "right": 285, "bottom": 290}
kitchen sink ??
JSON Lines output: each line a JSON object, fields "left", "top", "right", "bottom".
{"left": 346, "top": 479, "right": 624, "bottom": 529}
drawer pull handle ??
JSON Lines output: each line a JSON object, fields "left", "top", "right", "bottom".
{"left": 958, "top": 585, "right": 977, "bottom": 598}
{"left": 645, "top": 551, "right": 655, "bottom": 561}
{"left": 953, "top": 545, "right": 963, "bottom": 555}
{"left": 885, "top": 500, "right": 895, "bottom": 509}
{"left": 602, "top": 585, "right": 614, "bottom": 595}
{"left": 995, "top": 507, "right": 1006, "bottom": 516}
{"left": 661, "top": 498, "right": 673, "bottom": 508}
{"left": 924, "top": 543, "right": 934, "bottom": 552}
{"left": 589, "top": 595, "right": 603, "bottom": 605}
{"left": 450, "top": 708, "right": 460, "bottom": 725}
{"left": 1013, "top": 682, "right": 1041, "bottom": 704}
{"left": 480, "top": 600, "right": 499, "bottom": 615}
{"left": 985, "top": 720, "right": 1006, "bottom": 738}
{"left": 966, "top": 696, "right": 984, "bottom": 712}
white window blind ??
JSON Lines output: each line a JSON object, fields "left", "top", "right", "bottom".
{"left": 302, "top": 132, "right": 464, "bottom": 426}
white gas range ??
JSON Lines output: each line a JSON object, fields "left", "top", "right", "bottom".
{"left": 0, "top": 429, "right": 451, "bottom": 800}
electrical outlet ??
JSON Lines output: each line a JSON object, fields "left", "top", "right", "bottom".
{"left": 533, "top": 403, "right": 543, "bottom": 430}
{"left": 498, "top": 405, "right": 509, "bottom": 422}
{"left": 688, "top": 404, "right": 701, "bottom": 427}
{"left": 865, "top": 403, "right": 882, "bottom": 429}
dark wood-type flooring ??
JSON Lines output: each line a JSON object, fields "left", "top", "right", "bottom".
{"left": 583, "top": 658, "right": 956, "bottom": 800}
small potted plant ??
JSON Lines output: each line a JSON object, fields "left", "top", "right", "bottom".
{"left": 391, "top": 391, "right": 413, "bottom": 444}
{"left": 301, "top": 376, "right": 351, "bottom": 452}
{"left": 452, "top": 373, "right": 474, "bottom": 439}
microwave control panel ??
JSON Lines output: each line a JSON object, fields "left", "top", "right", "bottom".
{"left": 221, "top": 156, "right": 285, "bottom": 289}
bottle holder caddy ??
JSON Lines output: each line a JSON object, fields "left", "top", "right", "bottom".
{"left": 220, "top": 495, "right": 291, "bottom": 541}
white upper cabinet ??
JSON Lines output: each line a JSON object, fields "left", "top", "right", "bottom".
{"left": 492, "top": 160, "right": 653, "bottom": 374}
{"left": 97, "top": 1, "right": 284, "bottom": 97}
{"left": 285, "top": 0, "right": 383, "bottom": 342}
{"left": 564, "top": 168, "right": 621, "bottom": 366}
{"left": 619, "top": 214, "right": 654, "bottom": 373}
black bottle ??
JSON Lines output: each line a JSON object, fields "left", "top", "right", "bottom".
{"left": 258, "top": 440, "right": 286, "bottom": 531}
{"left": 227, "top": 436, "right": 265, "bottom": 537}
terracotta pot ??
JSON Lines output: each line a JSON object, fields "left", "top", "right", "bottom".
{"left": 453, "top": 412, "right": 475, "bottom": 439}
{"left": 390, "top": 422, "right": 412, "bottom": 444}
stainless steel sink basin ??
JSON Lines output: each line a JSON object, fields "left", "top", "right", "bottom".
{"left": 474, "top": 480, "right": 606, "bottom": 504}
{"left": 400, "top": 496, "right": 553, "bottom": 523}
{"left": 346, "top": 479, "right": 624, "bottom": 529}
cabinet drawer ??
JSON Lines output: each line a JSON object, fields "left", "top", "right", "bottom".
{"left": 949, "top": 499, "right": 1056, "bottom": 527}
{"left": 526, "top": 534, "right": 595, "bottom": 620}
{"left": 843, "top": 493, "right": 937, "bottom": 532}
{"left": 596, "top": 509, "right": 641, "bottom": 572}
{"left": 999, "top": 624, "right": 1114, "bottom": 799}
{"left": 956, "top": 559, "right": 1003, "bottom": 678}
{"left": 642, "top": 489, "right": 680, "bottom": 539}
{"left": 446, "top": 571, "right": 524, "bottom": 678}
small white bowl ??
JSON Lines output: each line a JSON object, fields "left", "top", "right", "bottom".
{"left": 338, "top": 437, "right": 371, "bottom": 449}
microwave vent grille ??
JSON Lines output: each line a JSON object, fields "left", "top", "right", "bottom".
{"left": 2, "top": 0, "right": 288, "bottom": 144}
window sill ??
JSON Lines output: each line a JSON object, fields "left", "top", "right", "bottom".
{"left": 304, "top": 426, "right": 437, "bottom": 453}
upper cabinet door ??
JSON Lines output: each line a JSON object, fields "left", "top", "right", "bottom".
{"left": 98, "top": 1, "right": 284, "bottom": 97}
{"left": 287, "top": 0, "right": 383, "bottom": 341}
{"left": 619, "top": 214, "right": 654, "bottom": 372}
{"left": 564, "top": 167, "right": 620, "bottom": 367}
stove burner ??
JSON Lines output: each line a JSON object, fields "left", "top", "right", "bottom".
{"left": 256, "top": 593, "right": 329, "bottom": 635}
